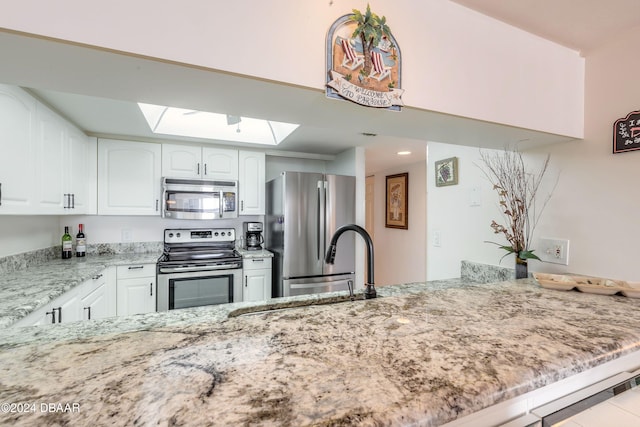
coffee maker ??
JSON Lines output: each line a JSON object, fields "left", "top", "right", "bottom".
{"left": 243, "top": 222, "right": 264, "bottom": 250}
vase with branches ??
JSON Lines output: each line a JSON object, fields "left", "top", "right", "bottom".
{"left": 478, "top": 149, "right": 557, "bottom": 278}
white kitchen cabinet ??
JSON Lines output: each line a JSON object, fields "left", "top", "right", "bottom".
{"left": 162, "top": 144, "right": 238, "bottom": 180}
{"left": 80, "top": 270, "right": 114, "bottom": 321}
{"left": 98, "top": 139, "right": 162, "bottom": 215}
{"left": 116, "top": 264, "right": 156, "bottom": 316}
{"left": 238, "top": 150, "right": 265, "bottom": 215}
{"left": 243, "top": 257, "right": 272, "bottom": 302}
{"left": 13, "top": 268, "right": 113, "bottom": 327}
{"left": 13, "top": 285, "right": 81, "bottom": 327}
{"left": 0, "top": 84, "right": 37, "bottom": 214}
{"left": 203, "top": 147, "right": 239, "bottom": 180}
{"left": 0, "top": 84, "right": 93, "bottom": 215}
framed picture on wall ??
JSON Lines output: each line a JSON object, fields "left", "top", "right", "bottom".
{"left": 435, "top": 157, "right": 458, "bottom": 187}
{"left": 385, "top": 172, "right": 408, "bottom": 229}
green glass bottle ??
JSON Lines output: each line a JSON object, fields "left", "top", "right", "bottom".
{"left": 62, "top": 226, "right": 72, "bottom": 259}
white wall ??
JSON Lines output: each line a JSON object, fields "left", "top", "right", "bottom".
{"left": 526, "top": 25, "right": 640, "bottom": 282}
{"left": 372, "top": 159, "right": 426, "bottom": 285}
{"left": 427, "top": 143, "right": 494, "bottom": 279}
{"left": 0, "top": 216, "right": 59, "bottom": 257}
{"left": 0, "top": 0, "right": 583, "bottom": 137}
{"left": 427, "top": 25, "right": 640, "bottom": 282}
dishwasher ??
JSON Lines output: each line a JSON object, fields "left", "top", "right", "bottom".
{"left": 504, "top": 368, "right": 640, "bottom": 426}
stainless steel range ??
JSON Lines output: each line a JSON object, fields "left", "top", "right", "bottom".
{"left": 156, "top": 228, "right": 243, "bottom": 311}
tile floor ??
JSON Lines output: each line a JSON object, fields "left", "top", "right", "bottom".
{"left": 555, "top": 386, "right": 640, "bottom": 426}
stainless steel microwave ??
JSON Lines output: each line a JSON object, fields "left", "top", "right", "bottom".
{"left": 162, "top": 178, "right": 238, "bottom": 220}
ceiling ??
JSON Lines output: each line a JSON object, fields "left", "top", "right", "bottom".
{"left": 451, "top": 0, "right": 640, "bottom": 54}
{"left": 5, "top": 2, "right": 637, "bottom": 174}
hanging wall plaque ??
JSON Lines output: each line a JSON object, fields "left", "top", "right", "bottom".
{"left": 325, "top": 5, "right": 403, "bottom": 111}
{"left": 613, "top": 110, "right": 640, "bottom": 153}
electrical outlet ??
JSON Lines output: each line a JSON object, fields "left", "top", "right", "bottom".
{"left": 433, "top": 231, "right": 442, "bottom": 247}
{"left": 538, "top": 237, "right": 570, "bottom": 265}
{"left": 122, "top": 228, "right": 133, "bottom": 243}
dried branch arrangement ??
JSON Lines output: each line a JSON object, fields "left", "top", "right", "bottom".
{"left": 478, "top": 149, "right": 557, "bottom": 262}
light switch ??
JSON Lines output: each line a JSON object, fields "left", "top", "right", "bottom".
{"left": 469, "top": 186, "right": 481, "bottom": 207}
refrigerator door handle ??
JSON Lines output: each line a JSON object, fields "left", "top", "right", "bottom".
{"left": 317, "top": 182, "right": 321, "bottom": 260}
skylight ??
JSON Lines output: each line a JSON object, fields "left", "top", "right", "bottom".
{"left": 137, "top": 103, "right": 299, "bottom": 145}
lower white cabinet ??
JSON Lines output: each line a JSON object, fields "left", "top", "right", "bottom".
{"left": 243, "top": 257, "right": 272, "bottom": 302}
{"left": 13, "top": 269, "right": 114, "bottom": 327}
{"left": 80, "top": 270, "right": 115, "bottom": 321}
{"left": 116, "top": 264, "right": 156, "bottom": 316}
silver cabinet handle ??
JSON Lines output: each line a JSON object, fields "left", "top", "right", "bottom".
{"left": 197, "top": 163, "right": 200, "bottom": 175}
{"left": 0, "top": 182, "right": 2, "bottom": 206}
{"left": 150, "top": 282, "right": 153, "bottom": 296}
{"left": 204, "top": 164, "right": 208, "bottom": 175}
{"left": 92, "top": 273, "right": 103, "bottom": 280}
{"left": 84, "top": 306, "right": 91, "bottom": 320}
{"left": 128, "top": 265, "right": 144, "bottom": 270}
{"left": 156, "top": 199, "right": 159, "bottom": 211}
{"left": 252, "top": 258, "right": 264, "bottom": 262}
{"left": 245, "top": 275, "right": 248, "bottom": 287}
{"left": 71, "top": 193, "right": 75, "bottom": 209}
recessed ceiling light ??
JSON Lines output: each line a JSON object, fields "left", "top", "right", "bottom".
{"left": 397, "top": 151, "right": 411, "bottom": 155}
{"left": 137, "top": 103, "right": 299, "bottom": 145}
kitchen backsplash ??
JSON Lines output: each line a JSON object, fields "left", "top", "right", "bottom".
{"left": 460, "top": 260, "right": 520, "bottom": 283}
{"left": 0, "top": 242, "right": 162, "bottom": 274}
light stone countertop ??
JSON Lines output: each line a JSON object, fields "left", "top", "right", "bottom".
{"left": 1, "top": 279, "right": 640, "bottom": 426}
{"left": 0, "top": 252, "right": 161, "bottom": 328}
{"left": 235, "top": 247, "right": 274, "bottom": 258}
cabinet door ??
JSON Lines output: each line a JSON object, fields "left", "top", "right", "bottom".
{"left": 98, "top": 139, "right": 161, "bottom": 215}
{"left": 34, "top": 103, "right": 66, "bottom": 213}
{"left": 80, "top": 272, "right": 112, "bottom": 321}
{"left": 203, "top": 147, "right": 238, "bottom": 180}
{"left": 244, "top": 269, "right": 272, "bottom": 302}
{"left": 238, "top": 150, "right": 265, "bottom": 215}
{"left": 67, "top": 127, "right": 91, "bottom": 214}
{"left": 0, "top": 85, "right": 36, "bottom": 213}
{"left": 81, "top": 282, "right": 108, "bottom": 320}
{"left": 162, "top": 144, "right": 202, "bottom": 178}
{"left": 117, "top": 277, "right": 156, "bottom": 316}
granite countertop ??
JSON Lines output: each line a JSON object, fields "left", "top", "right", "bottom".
{"left": 1, "top": 279, "right": 640, "bottom": 426}
{"left": 0, "top": 252, "right": 161, "bottom": 328}
{"left": 236, "top": 248, "right": 274, "bottom": 258}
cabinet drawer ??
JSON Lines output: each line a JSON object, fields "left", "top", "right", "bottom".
{"left": 116, "top": 264, "right": 155, "bottom": 279}
{"left": 243, "top": 257, "right": 272, "bottom": 271}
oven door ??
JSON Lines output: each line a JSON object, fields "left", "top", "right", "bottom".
{"left": 157, "top": 267, "right": 242, "bottom": 311}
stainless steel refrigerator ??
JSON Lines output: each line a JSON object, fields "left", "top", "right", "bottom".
{"left": 266, "top": 171, "right": 355, "bottom": 297}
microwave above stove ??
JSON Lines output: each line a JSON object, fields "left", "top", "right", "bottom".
{"left": 162, "top": 177, "right": 238, "bottom": 220}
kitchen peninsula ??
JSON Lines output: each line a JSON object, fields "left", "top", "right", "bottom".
{"left": 1, "top": 276, "right": 640, "bottom": 426}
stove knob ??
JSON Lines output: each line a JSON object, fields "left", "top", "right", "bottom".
{"left": 214, "top": 232, "right": 219, "bottom": 237}
{"left": 176, "top": 233, "right": 181, "bottom": 238}
{"left": 221, "top": 231, "right": 226, "bottom": 236}
{"left": 168, "top": 233, "right": 174, "bottom": 238}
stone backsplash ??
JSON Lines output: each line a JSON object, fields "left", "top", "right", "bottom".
{"left": 460, "top": 260, "right": 524, "bottom": 283}
{"left": 0, "top": 242, "right": 162, "bottom": 274}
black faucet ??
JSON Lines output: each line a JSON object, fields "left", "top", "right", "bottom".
{"left": 325, "top": 224, "right": 376, "bottom": 299}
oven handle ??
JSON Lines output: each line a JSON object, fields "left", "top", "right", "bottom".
{"left": 158, "top": 263, "right": 242, "bottom": 273}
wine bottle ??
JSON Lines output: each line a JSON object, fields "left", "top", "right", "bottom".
{"left": 62, "top": 226, "right": 72, "bottom": 259}
{"left": 76, "top": 224, "right": 86, "bottom": 257}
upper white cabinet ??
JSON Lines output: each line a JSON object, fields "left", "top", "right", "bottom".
{"left": 98, "top": 139, "right": 162, "bottom": 216}
{"left": 238, "top": 150, "right": 265, "bottom": 215}
{"left": 0, "top": 84, "right": 94, "bottom": 215}
{"left": 203, "top": 147, "right": 239, "bottom": 180}
{"left": 34, "top": 103, "right": 93, "bottom": 214}
{"left": 162, "top": 144, "right": 238, "bottom": 180}
{"left": 0, "top": 85, "right": 37, "bottom": 213}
